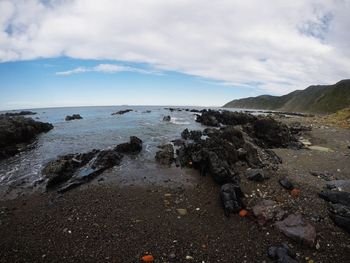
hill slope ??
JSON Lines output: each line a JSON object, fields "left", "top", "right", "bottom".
{"left": 223, "top": 80, "right": 350, "bottom": 114}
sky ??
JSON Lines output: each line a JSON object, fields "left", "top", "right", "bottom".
{"left": 0, "top": 0, "right": 350, "bottom": 110}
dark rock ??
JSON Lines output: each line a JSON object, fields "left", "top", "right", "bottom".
{"left": 252, "top": 200, "right": 286, "bottom": 225}
{"left": 246, "top": 169, "right": 269, "bottom": 182}
{"left": 111, "top": 109, "right": 133, "bottom": 115}
{"left": 190, "top": 109, "right": 201, "bottom": 113}
{"left": 92, "top": 150, "right": 123, "bottom": 169}
{"left": 171, "top": 139, "right": 185, "bottom": 146}
{"left": 163, "top": 115, "right": 171, "bottom": 122}
{"left": 310, "top": 171, "right": 337, "bottom": 181}
{"left": 267, "top": 243, "right": 299, "bottom": 263}
{"left": 2, "top": 111, "right": 37, "bottom": 117}
{"left": 115, "top": 136, "right": 142, "bottom": 154}
{"left": 65, "top": 114, "right": 83, "bottom": 121}
{"left": 319, "top": 190, "right": 350, "bottom": 206}
{"left": 265, "top": 149, "right": 282, "bottom": 164}
{"left": 196, "top": 109, "right": 257, "bottom": 127}
{"left": 142, "top": 110, "right": 151, "bottom": 113}
{"left": 329, "top": 203, "right": 350, "bottom": 233}
{"left": 155, "top": 144, "right": 174, "bottom": 166}
{"left": 248, "top": 118, "right": 293, "bottom": 148}
{"left": 0, "top": 116, "right": 53, "bottom": 160}
{"left": 181, "top": 129, "right": 202, "bottom": 141}
{"left": 275, "top": 214, "right": 316, "bottom": 246}
{"left": 326, "top": 180, "right": 350, "bottom": 192}
{"left": 220, "top": 183, "right": 244, "bottom": 216}
{"left": 279, "top": 178, "right": 294, "bottom": 190}
{"left": 43, "top": 150, "right": 99, "bottom": 188}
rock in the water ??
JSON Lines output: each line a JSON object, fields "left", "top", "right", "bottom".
{"left": 220, "top": 183, "right": 244, "bottom": 216}
{"left": 163, "top": 115, "right": 171, "bottom": 122}
{"left": 111, "top": 109, "right": 133, "bottom": 115}
{"left": 275, "top": 214, "right": 316, "bottom": 246}
{"left": 319, "top": 190, "right": 350, "bottom": 206}
{"left": 279, "top": 178, "right": 294, "bottom": 190}
{"left": 267, "top": 243, "right": 299, "bottom": 263}
{"left": 65, "top": 114, "right": 83, "bottom": 121}
{"left": 0, "top": 116, "right": 53, "bottom": 160}
{"left": 246, "top": 169, "right": 269, "bottom": 182}
{"left": 252, "top": 200, "right": 286, "bottom": 225}
{"left": 155, "top": 144, "right": 174, "bottom": 165}
{"left": 43, "top": 150, "right": 100, "bottom": 188}
{"left": 115, "top": 136, "right": 142, "bottom": 153}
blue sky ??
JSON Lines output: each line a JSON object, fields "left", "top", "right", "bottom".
{"left": 1, "top": 1, "right": 350, "bottom": 110}
{"left": 0, "top": 58, "right": 259, "bottom": 110}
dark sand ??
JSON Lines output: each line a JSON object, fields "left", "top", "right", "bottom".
{"left": 0, "top": 116, "right": 350, "bottom": 262}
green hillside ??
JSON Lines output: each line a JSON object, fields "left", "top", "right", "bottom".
{"left": 223, "top": 79, "right": 350, "bottom": 114}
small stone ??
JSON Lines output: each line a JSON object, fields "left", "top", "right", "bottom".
{"left": 185, "top": 255, "right": 194, "bottom": 260}
{"left": 316, "top": 242, "right": 320, "bottom": 250}
{"left": 279, "top": 178, "right": 294, "bottom": 190}
{"left": 177, "top": 208, "right": 188, "bottom": 216}
{"left": 290, "top": 188, "right": 301, "bottom": 198}
{"left": 169, "top": 253, "right": 176, "bottom": 261}
{"left": 164, "top": 193, "right": 172, "bottom": 197}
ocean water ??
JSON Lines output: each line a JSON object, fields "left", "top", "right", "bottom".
{"left": 0, "top": 106, "right": 217, "bottom": 190}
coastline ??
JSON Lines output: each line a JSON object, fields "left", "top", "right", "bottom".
{"left": 0, "top": 113, "right": 349, "bottom": 262}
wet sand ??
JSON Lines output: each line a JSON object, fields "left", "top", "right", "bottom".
{"left": 0, "top": 116, "right": 350, "bottom": 262}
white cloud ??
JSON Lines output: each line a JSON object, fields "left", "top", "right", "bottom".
{"left": 1, "top": 0, "right": 350, "bottom": 94}
{"left": 55, "top": 63, "right": 159, "bottom": 75}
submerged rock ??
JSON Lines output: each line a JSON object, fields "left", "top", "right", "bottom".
{"left": 267, "top": 243, "right": 299, "bottom": 263}
{"left": 155, "top": 144, "right": 174, "bottom": 166}
{"left": 275, "top": 214, "right": 316, "bottom": 246}
{"left": 65, "top": 114, "right": 83, "bottom": 121}
{"left": 115, "top": 136, "right": 142, "bottom": 154}
{"left": 0, "top": 116, "right": 53, "bottom": 160}
{"left": 220, "top": 183, "right": 244, "bottom": 216}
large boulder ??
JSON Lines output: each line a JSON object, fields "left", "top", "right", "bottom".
{"left": 248, "top": 118, "right": 293, "bottom": 148}
{"left": 115, "top": 136, "right": 142, "bottom": 153}
{"left": 2, "top": 111, "right": 36, "bottom": 117}
{"left": 0, "top": 116, "right": 53, "bottom": 159}
{"left": 275, "top": 214, "right": 316, "bottom": 247}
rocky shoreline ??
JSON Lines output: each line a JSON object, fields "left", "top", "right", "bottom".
{"left": 0, "top": 115, "right": 53, "bottom": 160}
{"left": 0, "top": 109, "right": 349, "bottom": 262}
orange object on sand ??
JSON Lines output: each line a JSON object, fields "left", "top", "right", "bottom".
{"left": 239, "top": 209, "right": 248, "bottom": 217}
{"left": 141, "top": 255, "right": 154, "bottom": 262}
{"left": 290, "top": 188, "right": 301, "bottom": 198}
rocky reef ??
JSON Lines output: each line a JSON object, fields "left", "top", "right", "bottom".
{"left": 0, "top": 116, "right": 53, "bottom": 160}
{"left": 42, "top": 136, "right": 143, "bottom": 192}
